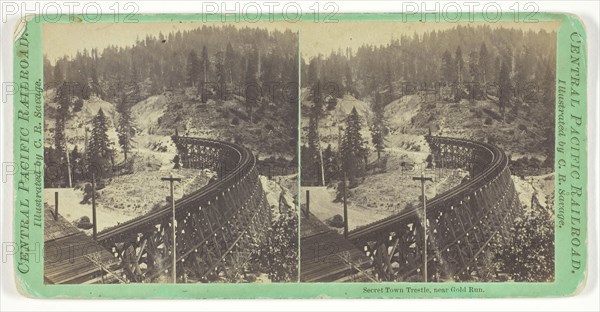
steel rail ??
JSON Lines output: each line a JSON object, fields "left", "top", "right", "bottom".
{"left": 348, "top": 136, "right": 508, "bottom": 241}
{"left": 97, "top": 137, "right": 256, "bottom": 242}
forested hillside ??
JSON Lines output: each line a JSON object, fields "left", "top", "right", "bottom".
{"left": 301, "top": 25, "right": 557, "bottom": 185}
{"left": 45, "top": 25, "right": 299, "bottom": 187}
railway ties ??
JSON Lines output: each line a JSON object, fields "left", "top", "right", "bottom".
{"left": 347, "top": 135, "right": 520, "bottom": 282}
{"left": 94, "top": 136, "right": 271, "bottom": 283}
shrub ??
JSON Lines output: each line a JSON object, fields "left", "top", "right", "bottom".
{"left": 231, "top": 117, "right": 240, "bottom": 125}
{"left": 484, "top": 117, "right": 493, "bottom": 125}
{"left": 326, "top": 214, "right": 345, "bottom": 228}
{"left": 75, "top": 216, "right": 93, "bottom": 230}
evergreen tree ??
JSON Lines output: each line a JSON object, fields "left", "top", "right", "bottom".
{"left": 498, "top": 60, "right": 511, "bottom": 121}
{"left": 43, "top": 56, "right": 53, "bottom": 86}
{"left": 311, "top": 79, "right": 323, "bottom": 114}
{"left": 306, "top": 58, "right": 318, "bottom": 88}
{"left": 440, "top": 50, "right": 454, "bottom": 83}
{"left": 199, "top": 46, "right": 210, "bottom": 103}
{"left": 186, "top": 50, "right": 200, "bottom": 87}
{"left": 468, "top": 51, "right": 480, "bottom": 82}
{"left": 127, "top": 56, "right": 141, "bottom": 103}
{"left": 245, "top": 44, "right": 259, "bottom": 122}
{"left": 87, "top": 109, "right": 113, "bottom": 178}
{"left": 479, "top": 42, "right": 489, "bottom": 84}
{"left": 322, "top": 144, "right": 338, "bottom": 184}
{"left": 287, "top": 51, "right": 300, "bottom": 152}
{"left": 344, "top": 63, "right": 354, "bottom": 96}
{"left": 70, "top": 146, "right": 84, "bottom": 183}
{"left": 225, "top": 42, "right": 236, "bottom": 85}
{"left": 370, "top": 94, "right": 386, "bottom": 160}
{"left": 214, "top": 51, "right": 226, "bottom": 101}
{"left": 54, "top": 82, "right": 71, "bottom": 166}
{"left": 54, "top": 60, "right": 65, "bottom": 85}
{"left": 341, "top": 107, "right": 367, "bottom": 187}
{"left": 54, "top": 110, "right": 67, "bottom": 186}
{"left": 261, "top": 52, "right": 276, "bottom": 102}
{"left": 116, "top": 93, "right": 135, "bottom": 161}
{"left": 90, "top": 48, "right": 101, "bottom": 97}
{"left": 384, "top": 65, "right": 394, "bottom": 104}
{"left": 455, "top": 46, "right": 464, "bottom": 83}
{"left": 305, "top": 106, "right": 322, "bottom": 185}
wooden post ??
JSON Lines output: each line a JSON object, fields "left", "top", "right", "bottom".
{"left": 305, "top": 190, "right": 310, "bottom": 218}
{"left": 413, "top": 171, "right": 433, "bottom": 282}
{"left": 92, "top": 173, "right": 97, "bottom": 240}
{"left": 162, "top": 173, "right": 181, "bottom": 284}
{"left": 54, "top": 192, "right": 59, "bottom": 221}
{"left": 342, "top": 171, "right": 348, "bottom": 239}
{"left": 338, "top": 124, "right": 349, "bottom": 239}
{"left": 65, "top": 142, "right": 72, "bottom": 188}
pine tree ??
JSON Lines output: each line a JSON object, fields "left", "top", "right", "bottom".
{"left": 385, "top": 65, "right": 394, "bottom": 104}
{"left": 370, "top": 94, "right": 386, "bottom": 160}
{"left": 498, "top": 60, "right": 511, "bottom": 121}
{"left": 479, "top": 42, "right": 489, "bottom": 84}
{"left": 186, "top": 50, "right": 200, "bottom": 87}
{"left": 54, "top": 111, "right": 66, "bottom": 185}
{"left": 54, "top": 82, "right": 70, "bottom": 163}
{"left": 322, "top": 144, "right": 337, "bottom": 183}
{"left": 70, "top": 146, "right": 84, "bottom": 183}
{"left": 87, "top": 109, "right": 113, "bottom": 178}
{"left": 305, "top": 106, "right": 322, "bottom": 185}
{"left": 53, "top": 62, "right": 64, "bottom": 84}
{"left": 440, "top": 50, "right": 454, "bottom": 83}
{"left": 199, "top": 46, "right": 210, "bottom": 103}
{"left": 311, "top": 79, "right": 323, "bottom": 114}
{"left": 307, "top": 58, "right": 318, "bottom": 85}
{"left": 245, "top": 44, "right": 259, "bottom": 122}
{"left": 287, "top": 51, "right": 299, "bottom": 151}
{"left": 225, "top": 42, "right": 236, "bottom": 85}
{"left": 116, "top": 93, "right": 135, "bottom": 161}
{"left": 261, "top": 52, "right": 276, "bottom": 102}
{"left": 469, "top": 51, "right": 480, "bottom": 82}
{"left": 455, "top": 46, "right": 464, "bottom": 83}
{"left": 128, "top": 57, "right": 141, "bottom": 103}
{"left": 344, "top": 63, "right": 354, "bottom": 96}
{"left": 43, "top": 56, "right": 53, "bottom": 87}
{"left": 341, "top": 107, "right": 367, "bottom": 187}
{"left": 214, "top": 51, "right": 226, "bottom": 101}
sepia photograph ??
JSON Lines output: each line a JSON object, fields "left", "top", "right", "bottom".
{"left": 42, "top": 22, "right": 299, "bottom": 284}
{"left": 299, "top": 21, "right": 559, "bottom": 283}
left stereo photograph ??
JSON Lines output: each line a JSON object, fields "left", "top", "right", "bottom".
{"left": 42, "top": 21, "right": 300, "bottom": 284}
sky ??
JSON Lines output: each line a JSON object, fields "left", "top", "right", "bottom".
{"left": 298, "top": 21, "right": 560, "bottom": 59}
{"left": 43, "top": 20, "right": 560, "bottom": 63}
{"left": 42, "top": 21, "right": 299, "bottom": 63}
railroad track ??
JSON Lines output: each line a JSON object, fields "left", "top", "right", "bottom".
{"left": 348, "top": 135, "right": 518, "bottom": 281}
{"left": 97, "top": 136, "right": 271, "bottom": 282}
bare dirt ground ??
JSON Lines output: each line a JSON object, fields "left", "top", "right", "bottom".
{"left": 300, "top": 166, "right": 464, "bottom": 232}
{"left": 300, "top": 186, "right": 384, "bottom": 231}
{"left": 44, "top": 168, "right": 211, "bottom": 232}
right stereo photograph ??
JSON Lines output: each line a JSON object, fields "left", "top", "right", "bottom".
{"left": 299, "top": 21, "right": 558, "bottom": 283}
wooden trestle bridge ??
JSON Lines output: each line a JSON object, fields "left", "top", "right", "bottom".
{"left": 302, "top": 135, "right": 520, "bottom": 282}
{"left": 46, "top": 133, "right": 519, "bottom": 283}
{"left": 45, "top": 136, "right": 272, "bottom": 283}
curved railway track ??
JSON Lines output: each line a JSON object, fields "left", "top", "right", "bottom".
{"left": 348, "top": 135, "right": 519, "bottom": 281}
{"left": 97, "top": 138, "right": 251, "bottom": 241}
{"left": 97, "top": 136, "right": 271, "bottom": 282}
